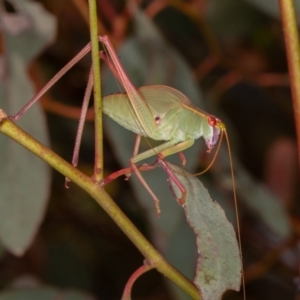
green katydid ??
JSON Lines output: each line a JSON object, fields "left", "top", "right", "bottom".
{"left": 10, "top": 35, "right": 225, "bottom": 214}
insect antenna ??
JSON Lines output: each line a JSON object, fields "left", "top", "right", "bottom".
{"left": 223, "top": 128, "right": 246, "bottom": 300}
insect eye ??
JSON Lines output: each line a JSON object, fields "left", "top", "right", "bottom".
{"left": 208, "top": 116, "right": 217, "bottom": 127}
{"left": 155, "top": 116, "right": 161, "bottom": 124}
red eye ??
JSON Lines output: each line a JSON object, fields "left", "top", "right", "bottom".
{"left": 208, "top": 116, "right": 217, "bottom": 127}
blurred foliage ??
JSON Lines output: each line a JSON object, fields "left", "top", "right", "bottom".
{"left": 0, "top": 0, "right": 300, "bottom": 300}
{"left": 0, "top": 0, "right": 54, "bottom": 255}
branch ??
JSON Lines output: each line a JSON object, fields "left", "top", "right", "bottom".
{"left": 88, "top": 0, "right": 103, "bottom": 182}
{"left": 121, "top": 262, "right": 154, "bottom": 300}
{"left": 0, "top": 110, "right": 199, "bottom": 300}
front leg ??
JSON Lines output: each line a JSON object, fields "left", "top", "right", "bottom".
{"left": 131, "top": 139, "right": 194, "bottom": 164}
{"left": 127, "top": 139, "right": 194, "bottom": 213}
{"left": 130, "top": 160, "right": 161, "bottom": 216}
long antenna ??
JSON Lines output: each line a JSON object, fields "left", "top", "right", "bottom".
{"left": 224, "top": 129, "right": 246, "bottom": 299}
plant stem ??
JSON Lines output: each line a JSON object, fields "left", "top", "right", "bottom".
{"left": 279, "top": 0, "right": 300, "bottom": 170}
{"left": 72, "top": 0, "right": 107, "bottom": 35}
{"left": 122, "top": 264, "right": 154, "bottom": 300}
{"left": 0, "top": 112, "right": 200, "bottom": 300}
{"left": 88, "top": 0, "right": 103, "bottom": 182}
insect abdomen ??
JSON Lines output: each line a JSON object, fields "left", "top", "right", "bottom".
{"left": 103, "top": 93, "right": 147, "bottom": 136}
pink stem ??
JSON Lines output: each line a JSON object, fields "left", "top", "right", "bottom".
{"left": 121, "top": 262, "right": 154, "bottom": 300}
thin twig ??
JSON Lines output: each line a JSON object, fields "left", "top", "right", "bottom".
{"left": 279, "top": 0, "right": 300, "bottom": 171}
{"left": 71, "top": 0, "right": 107, "bottom": 34}
{"left": 121, "top": 263, "right": 154, "bottom": 300}
{"left": 88, "top": 0, "right": 103, "bottom": 182}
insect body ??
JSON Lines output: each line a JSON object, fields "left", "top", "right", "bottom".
{"left": 103, "top": 84, "right": 223, "bottom": 163}
{"left": 10, "top": 34, "right": 224, "bottom": 211}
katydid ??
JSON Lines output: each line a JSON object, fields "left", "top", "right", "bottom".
{"left": 10, "top": 35, "right": 224, "bottom": 214}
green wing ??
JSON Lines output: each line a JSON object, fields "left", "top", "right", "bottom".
{"left": 103, "top": 84, "right": 215, "bottom": 144}
{"left": 139, "top": 85, "right": 190, "bottom": 114}
{"left": 139, "top": 85, "right": 212, "bottom": 140}
{"left": 103, "top": 85, "right": 187, "bottom": 139}
{"left": 103, "top": 92, "right": 144, "bottom": 135}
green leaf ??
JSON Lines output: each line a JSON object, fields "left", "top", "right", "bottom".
{"left": 207, "top": 0, "right": 268, "bottom": 37}
{"left": 165, "top": 162, "right": 242, "bottom": 300}
{"left": 0, "top": 287, "right": 95, "bottom": 300}
{"left": 0, "top": 0, "right": 56, "bottom": 255}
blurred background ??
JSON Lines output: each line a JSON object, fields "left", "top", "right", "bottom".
{"left": 0, "top": 0, "right": 300, "bottom": 299}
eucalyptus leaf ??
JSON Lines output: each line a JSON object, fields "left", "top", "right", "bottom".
{"left": 206, "top": 0, "right": 268, "bottom": 37}
{"left": 0, "top": 0, "right": 56, "bottom": 255}
{"left": 164, "top": 162, "right": 241, "bottom": 300}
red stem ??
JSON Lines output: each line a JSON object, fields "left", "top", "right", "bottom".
{"left": 121, "top": 263, "right": 154, "bottom": 300}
